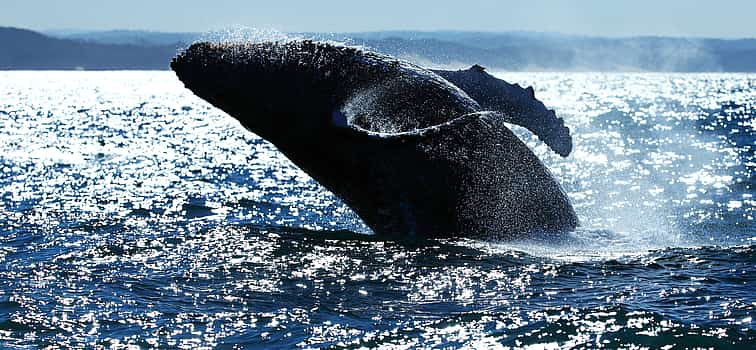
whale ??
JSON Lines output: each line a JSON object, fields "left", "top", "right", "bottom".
{"left": 171, "top": 40, "right": 578, "bottom": 238}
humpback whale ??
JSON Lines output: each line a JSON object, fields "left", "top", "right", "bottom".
{"left": 171, "top": 40, "right": 578, "bottom": 238}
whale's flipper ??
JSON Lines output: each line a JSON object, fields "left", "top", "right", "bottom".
{"left": 432, "top": 65, "right": 573, "bottom": 157}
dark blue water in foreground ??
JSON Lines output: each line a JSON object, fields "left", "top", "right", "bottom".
{"left": 0, "top": 72, "right": 754, "bottom": 348}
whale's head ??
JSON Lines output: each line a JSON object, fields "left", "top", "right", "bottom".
{"left": 171, "top": 41, "right": 478, "bottom": 145}
{"left": 171, "top": 41, "right": 352, "bottom": 143}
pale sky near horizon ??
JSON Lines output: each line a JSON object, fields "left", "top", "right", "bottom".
{"left": 2, "top": 0, "right": 755, "bottom": 38}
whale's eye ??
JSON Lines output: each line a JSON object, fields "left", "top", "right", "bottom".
{"left": 330, "top": 110, "right": 348, "bottom": 128}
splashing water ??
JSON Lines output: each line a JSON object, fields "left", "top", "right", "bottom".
{"left": 496, "top": 72, "right": 754, "bottom": 257}
{"left": 0, "top": 71, "right": 753, "bottom": 348}
{"left": 198, "top": 26, "right": 297, "bottom": 45}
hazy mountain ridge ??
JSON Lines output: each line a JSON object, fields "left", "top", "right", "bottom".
{"left": 0, "top": 27, "right": 178, "bottom": 69}
{"left": 3, "top": 27, "right": 756, "bottom": 71}
{"left": 342, "top": 33, "right": 756, "bottom": 71}
{"left": 45, "top": 29, "right": 200, "bottom": 46}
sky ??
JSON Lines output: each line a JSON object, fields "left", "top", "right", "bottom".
{"left": 2, "top": 0, "right": 756, "bottom": 38}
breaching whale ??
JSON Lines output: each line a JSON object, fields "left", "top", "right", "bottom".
{"left": 171, "top": 40, "right": 578, "bottom": 238}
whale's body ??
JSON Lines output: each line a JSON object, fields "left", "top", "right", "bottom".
{"left": 171, "top": 41, "right": 577, "bottom": 238}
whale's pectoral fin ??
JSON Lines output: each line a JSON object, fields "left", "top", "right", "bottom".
{"left": 432, "top": 66, "right": 573, "bottom": 157}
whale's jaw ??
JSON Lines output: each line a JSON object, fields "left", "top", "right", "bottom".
{"left": 171, "top": 41, "right": 344, "bottom": 145}
{"left": 172, "top": 41, "right": 578, "bottom": 238}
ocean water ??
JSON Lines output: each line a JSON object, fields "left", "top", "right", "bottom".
{"left": 0, "top": 71, "right": 754, "bottom": 348}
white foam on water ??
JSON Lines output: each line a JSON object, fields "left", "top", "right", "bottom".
{"left": 470, "top": 72, "right": 756, "bottom": 260}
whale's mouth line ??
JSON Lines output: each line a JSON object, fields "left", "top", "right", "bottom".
{"left": 344, "top": 111, "right": 503, "bottom": 139}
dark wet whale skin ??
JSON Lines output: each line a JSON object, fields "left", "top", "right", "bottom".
{"left": 171, "top": 41, "right": 577, "bottom": 238}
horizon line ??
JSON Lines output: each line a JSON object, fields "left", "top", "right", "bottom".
{"left": 23, "top": 26, "right": 755, "bottom": 42}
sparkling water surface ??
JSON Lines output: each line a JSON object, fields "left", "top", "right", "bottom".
{"left": 0, "top": 71, "right": 754, "bottom": 348}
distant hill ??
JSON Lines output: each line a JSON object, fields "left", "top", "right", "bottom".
{"left": 337, "top": 31, "right": 756, "bottom": 72}
{"left": 0, "top": 27, "right": 177, "bottom": 70}
{"left": 3, "top": 27, "right": 756, "bottom": 71}
{"left": 45, "top": 29, "right": 200, "bottom": 46}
